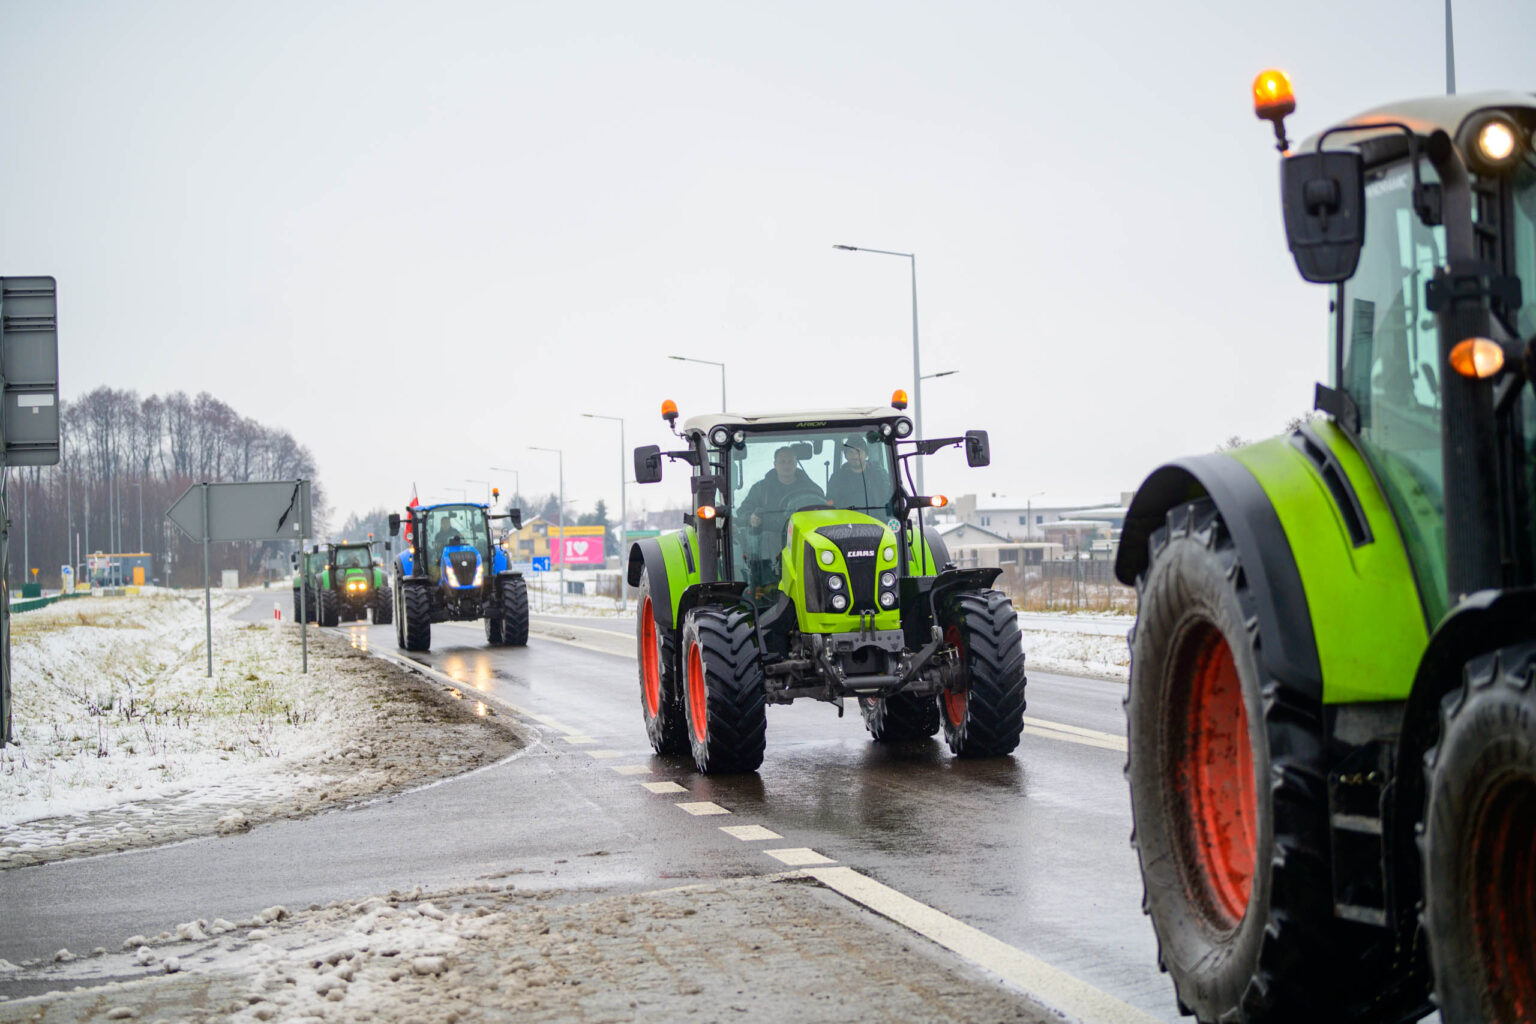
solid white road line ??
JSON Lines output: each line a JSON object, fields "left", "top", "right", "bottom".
{"left": 1024, "top": 725, "right": 1127, "bottom": 753}
{"left": 807, "top": 866, "right": 1163, "bottom": 1024}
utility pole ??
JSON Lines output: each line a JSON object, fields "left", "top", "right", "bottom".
{"left": 1445, "top": 0, "right": 1456, "bottom": 95}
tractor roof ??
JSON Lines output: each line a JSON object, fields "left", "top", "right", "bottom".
{"left": 681, "top": 407, "right": 906, "bottom": 434}
{"left": 1300, "top": 91, "right": 1536, "bottom": 160}
{"left": 416, "top": 501, "right": 488, "bottom": 513}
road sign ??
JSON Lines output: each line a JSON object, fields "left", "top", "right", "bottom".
{"left": 509, "top": 561, "right": 534, "bottom": 573}
{"left": 0, "top": 276, "right": 59, "bottom": 467}
{"left": 167, "top": 480, "right": 313, "bottom": 542}
{"left": 531, "top": 556, "right": 551, "bottom": 572}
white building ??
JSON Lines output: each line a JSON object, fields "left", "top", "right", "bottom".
{"left": 952, "top": 493, "right": 1133, "bottom": 542}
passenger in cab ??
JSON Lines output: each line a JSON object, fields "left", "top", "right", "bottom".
{"left": 827, "top": 437, "right": 890, "bottom": 512}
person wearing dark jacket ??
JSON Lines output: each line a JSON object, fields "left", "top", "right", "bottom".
{"left": 737, "top": 446, "right": 824, "bottom": 585}
{"left": 827, "top": 437, "right": 890, "bottom": 513}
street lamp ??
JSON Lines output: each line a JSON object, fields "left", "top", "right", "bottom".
{"left": 922, "top": 370, "right": 958, "bottom": 381}
{"left": 582, "top": 412, "right": 628, "bottom": 610}
{"left": 443, "top": 486, "right": 467, "bottom": 502}
{"left": 668, "top": 355, "right": 727, "bottom": 411}
{"left": 529, "top": 446, "right": 565, "bottom": 608}
{"left": 833, "top": 243, "right": 926, "bottom": 492}
{"left": 466, "top": 478, "right": 491, "bottom": 505}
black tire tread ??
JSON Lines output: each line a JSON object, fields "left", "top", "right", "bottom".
{"left": 638, "top": 575, "right": 688, "bottom": 755}
{"left": 940, "top": 589, "right": 1026, "bottom": 758}
{"left": 683, "top": 605, "right": 767, "bottom": 774}
{"left": 501, "top": 575, "right": 529, "bottom": 647}
{"left": 374, "top": 585, "right": 393, "bottom": 625}
{"left": 860, "top": 691, "right": 941, "bottom": 742}
{"left": 401, "top": 580, "right": 432, "bottom": 652}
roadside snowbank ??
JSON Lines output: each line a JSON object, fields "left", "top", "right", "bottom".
{"left": 0, "top": 592, "right": 523, "bottom": 867}
{"left": 0, "top": 875, "right": 1054, "bottom": 1024}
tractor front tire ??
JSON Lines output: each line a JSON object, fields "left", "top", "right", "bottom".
{"left": 638, "top": 574, "right": 687, "bottom": 756}
{"left": 374, "top": 585, "right": 393, "bottom": 625}
{"left": 1126, "top": 499, "right": 1342, "bottom": 1023}
{"left": 400, "top": 580, "right": 432, "bottom": 652}
{"left": 937, "top": 589, "right": 1026, "bottom": 758}
{"left": 500, "top": 575, "right": 529, "bottom": 646}
{"left": 318, "top": 590, "right": 340, "bottom": 628}
{"left": 681, "top": 605, "right": 766, "bottom": 774}
{"left": 860, "top": 692, "right": 941, "bottom": 742}
{"left": 1422, "top": 641, "right": 1536, "bottom": 1024}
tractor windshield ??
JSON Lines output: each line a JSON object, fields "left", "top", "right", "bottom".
{"left": 726, "top": 426, "right": 896, "bottom": 582}
{"left": 424, "top": 506, "right": 488, "bottom": 554}
{"left": 1339, "top": 159, "right": 1449, "bottom": 620}
{"left": 334, "top": 547, "right": 371, "bottom": 569}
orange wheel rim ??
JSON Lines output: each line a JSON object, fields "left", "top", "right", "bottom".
{"left": 641, "top": 597, "right": 660, "bottom": 717}
{"left": 1471, "top": 772, "right": 1536, "bottom": 1020}
{"left": 1177, "top": 625, "right": 1256, "bottom": 928}
{"left": 687, "top": 641, "right": 708, "bottom": 744}
{"left": 942, "top": 624, "right": 967, "bottom": 726}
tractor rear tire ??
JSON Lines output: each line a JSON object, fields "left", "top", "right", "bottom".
{"left": 400, "top": 580, "right": 432, "bottom": 652}
{"left": 638, "top": 574, "right": 687, "bottom": 756}
{"left": 1126, "top": 499, "right": 1343, "bottom": 1023}
{"left": 318, "top": 590, "right": 340, "bottom": 628}
{"left": 681, "top": 605, "right": 766, "bottom": 774}
{"left": 500, "top": 575, "right": 529, "bottom": 647}
{"left": 859, "top": 692, "right": 941, "bottom": 742}
{"left": 937, "top": 589, "right": 1026, "bottom": 758}
{"left": 374, "top": 585, "right": 392, "bottom": 625}
{"left": 1422, "top": 641, "right": 1536, "bottom": 1024}
{"left": 292, "top": 589, "right": 302, "bottom": 622}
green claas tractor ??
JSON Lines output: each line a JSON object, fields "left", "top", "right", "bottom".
{"left": 629, "top": 394, "right": 1024, "bottom": 774}
{"left": 291, "top": 549, "right": 327, "bottom": 623}
{"left": 1117, "top": 72, "right": 1536, "bottom": 1024}
{"left": 313, "top": 541, "right": 392, "bottom": 627}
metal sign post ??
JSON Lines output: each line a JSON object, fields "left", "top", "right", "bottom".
{"left": 0, "top": 276, "right": 59, "bottom": 747}
{"left": 299, "top": 538, "right": 308, "bottom": 674}
{"left": 167, "top": 479, "right": 311, "bottom": 677}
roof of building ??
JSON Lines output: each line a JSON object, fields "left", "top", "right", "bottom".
{"left": 938, "top": 521, "right": 1012, "bottom": 544}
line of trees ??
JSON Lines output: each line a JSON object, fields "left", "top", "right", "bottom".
{"left": 7, "top": 388, "right": 326, "bottom": 589}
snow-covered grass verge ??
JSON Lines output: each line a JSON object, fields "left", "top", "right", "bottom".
{"left": 0, "top": 876, "right": 1055, "bottom": 1023}
{"left": 0, "top": 592, "right": 524, "bottom": 868}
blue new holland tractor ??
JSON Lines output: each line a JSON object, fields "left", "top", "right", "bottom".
{"left": 387, "top": 499, "right": 529, "bottom": 652}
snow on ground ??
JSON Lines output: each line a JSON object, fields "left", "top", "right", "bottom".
{"left": 0, "top": 591, "right": 524, "bottom": 867}
{"left": 1, "top": 875, "right": 1056, "bottom": 1024}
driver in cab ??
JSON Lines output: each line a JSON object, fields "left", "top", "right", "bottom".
{"left": 740, "top": 446, "right": 825, "bottom": 531}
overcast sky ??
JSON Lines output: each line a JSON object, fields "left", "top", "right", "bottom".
{"left": 3, "top": 0, "right": 1533, "bottom": 525}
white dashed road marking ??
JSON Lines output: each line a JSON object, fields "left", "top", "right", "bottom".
{"left": 719, "top": 824, "right": 782, "bottom": 841}
{"left": 807, "top": 866, "right": 1163, "bottom": 1024}
{"left": 562, "top": 735, "right": 597, "bottom": 745}
{"left": 642, "top": 781, "right": 688, "bottom": 794}
{"left": 611, "top": 764, "right": 652, "bottom": 776}
{"left": 765, "top": 847, "right": 836, "bottom": 866}
{"left": 675, "top": 801, "right": 730, "bottom": 816}
{"left": 585, "top": 750, "right": 624, "bottom": 759}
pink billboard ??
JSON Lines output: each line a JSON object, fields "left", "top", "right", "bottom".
{"left": 552, "top": 529, "right": 606, "bottom": 566}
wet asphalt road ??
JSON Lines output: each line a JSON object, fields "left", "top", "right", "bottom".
{"left": 1, "top": 603, "right": 1179, "bottom": 1022}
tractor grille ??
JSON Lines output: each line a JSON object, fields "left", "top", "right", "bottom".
{"left": 816, "top": 524, "right": 884, "bottom": 613}
{"left": 448, "top": 552, "right": 478, "bottom": 586}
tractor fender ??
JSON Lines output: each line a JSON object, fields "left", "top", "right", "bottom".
{"left": 396, "top": 549, "right": 415, "bottom": 578}
{"left": 1116, "top": 453, "right": 1324, "bottom": 702}
{"left": 676, "top": 581, "right": 752, "bottom": 626}
{"left": 924, "top": 527, "right": 952, "bottom": 571}
{"left": 627, "top": 531, "right": 700, "bottom": 629}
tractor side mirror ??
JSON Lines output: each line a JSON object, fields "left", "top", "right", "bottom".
{"left": 290, "top": 552, "right": 298, "bottom": 569}
{"left": 1281, "top": 150, "right": 1365, "bottom": 283}
{"left": 964, "top": 429, "right": 991, "bottom": 468}
{"left": 509, "top": 508, "right": 523, "bottom": 529}
{"left": 635, "top": 445, "right": 663, "bottom": 484}
{"left": 387, "top": 513, "right": 400, "bottom": 537}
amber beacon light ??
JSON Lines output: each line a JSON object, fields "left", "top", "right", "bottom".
{"left": 1253, "top": 69, "right": 1296, "bottom": 152}
{"left": 1449, "top": 338, "right": 1505, "bottom": 379}
{"left": 891, "top": 389, "right": 909, "bottom": 410}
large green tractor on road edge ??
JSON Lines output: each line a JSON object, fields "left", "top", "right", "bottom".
{"left": 1118, "top": 73, "right": 1536, "bottom": 1023}
{"left": 314, "top": 540, "right": 392, "bottom": 627}
{"left": 629, "top": 394, "right": 1024, "bottom": 774}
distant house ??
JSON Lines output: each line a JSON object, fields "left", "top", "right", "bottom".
{"left": 951, "top": 493, "right": 1131, "bottom": 542}
{"left": 936, "top": 522, "right": 1063, "bottom": 570}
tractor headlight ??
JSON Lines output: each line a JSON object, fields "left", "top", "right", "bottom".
{"left": 819, "top": 549, "right": 836, "bottom": 566}
{"left": 710, "top": 426, "right": 732, "bottom": 447}
{"left": 880, "top": 423, "right": 894, "bottom": 438}
{"left": 732, "top": 430, "right": 746, "bottom": 446}
{"left": 880, "top": 571, "right": 896, "bottom": 588}
{"left": 879, "top": 591, "right": 896, "bottom": 608}
{"left": 831, "top": 593, "right": 848, "bottom": 611}
{"left": 827, "top": 574, "right": 844, "bottom": 591}
{"left": 893, "top": 417, "right": 913, "bottom": 438}
{"left": 882, "top": 546, "right": 895, "bottom": 562}
{"left": 472, "top": 561, "right": 484, "bottom": 587}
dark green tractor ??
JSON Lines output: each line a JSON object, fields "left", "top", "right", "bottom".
{"left": 312, "top": 541, "right": 392, "bottom": 627}
{"left": 290, "top": 549, "right": 327, "bottom": 623}
{"left": 1118, "top": 73, "right": 1536, "bottom": 1024}
{"left": 629, "top": 394, "right": 1023, "bottom": 774}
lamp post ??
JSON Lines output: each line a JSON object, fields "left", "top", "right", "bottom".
{"left": 529, "top": 446, "right": 565, "bottom": 608}
{"left": 466, "top": 478, "right": 491, "bottom": 505}
{"left": 582, "top": 412, "right": 627, "bottom": 611}
{"left": 833, "top": 243, "right": 925, "bottom": 493}
{"left": 922, "top": 370, "right": 958, "bottom": 381}
{"left": 444, "top": 486, "right": 467, "bottom": 501}
{"left": 668, "top": 355, "right": 727, "bottom": 411}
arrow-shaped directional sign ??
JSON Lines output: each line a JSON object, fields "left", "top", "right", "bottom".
{"left": 167, "top": 480, "right": 312, "bottom": 542}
